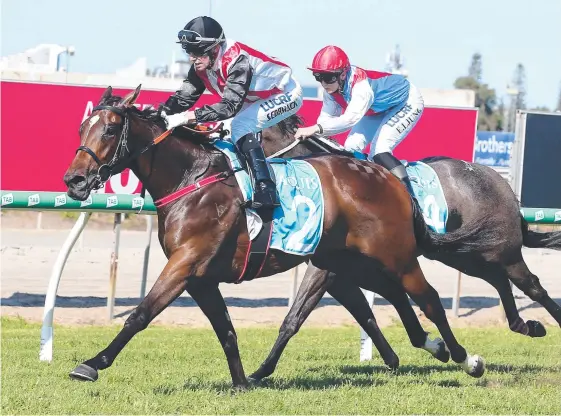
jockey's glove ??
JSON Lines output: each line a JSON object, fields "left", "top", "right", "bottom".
{"left": 161, "top": 111, "right": 189, "bottom": 130}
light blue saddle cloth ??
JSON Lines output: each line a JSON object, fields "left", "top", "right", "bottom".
{"left": 213, "top": 140, "right": 324, "bottom": 255}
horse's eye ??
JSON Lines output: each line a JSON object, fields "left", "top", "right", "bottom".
{"left": 102, "top": 125, "right": 118, "bottom": 138}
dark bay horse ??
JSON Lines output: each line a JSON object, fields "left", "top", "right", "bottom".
{"left": 64, "top": 86, "right": 487, "bottom": 388}
{"left": 246, "top": 114, "right": 561, "bottom": 382}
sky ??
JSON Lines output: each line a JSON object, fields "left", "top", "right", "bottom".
{"left": 2, "top": 0, "right": 560, "bottom": 108}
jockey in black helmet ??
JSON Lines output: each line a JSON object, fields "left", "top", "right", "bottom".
{"left": 162, "top": 16, "right": 303, "bottom": 209}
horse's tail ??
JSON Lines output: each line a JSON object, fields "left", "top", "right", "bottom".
{"left": 412, "top": 200, "right": 503, "bottom": 254}
{"left": 521, "top": 217, "right": 561, "bottom": 250}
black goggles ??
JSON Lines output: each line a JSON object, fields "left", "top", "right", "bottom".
{"left": 177, "top": 29, "right": 220, "bottom": 44}
{"left": 182, "top": 46, "right": 208, "bottom": 58}
{"left": 313, "top": 72, "right": 340, "bottom": 84}
{"left": 177, "top": 30, "right": 223, "bottom": 53}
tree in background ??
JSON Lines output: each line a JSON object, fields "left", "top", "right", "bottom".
{"left": 512, "top": 63, "right": 527, "bottom": 110}
{"left": 454, "top": 53, "right": 503, "bottom": 131}
{"left": 468, "top": 53, "right": 483, "bottom": 83}
{"left": 503, "top": 64, "right": 528, "bottom": 131}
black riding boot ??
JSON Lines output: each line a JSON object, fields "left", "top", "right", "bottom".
{"left": 238, "top": 132, "right": 279, "bottom": 209}
{"left": 372, "top": 152, "right": 415, "bottom": 197}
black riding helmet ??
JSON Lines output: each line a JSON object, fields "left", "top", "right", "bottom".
{"left": 177, "top": 16, "right": 225, "bottom": 56}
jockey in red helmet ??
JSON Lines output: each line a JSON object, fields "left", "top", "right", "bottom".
{"left": 162, "top": 16, "right": 303, "bottom": 209}
{"left": 295, "top": 45, "right": 424, "bottom": 196}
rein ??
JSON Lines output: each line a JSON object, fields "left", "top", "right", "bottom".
{"left": 182, "top": 122, "right": 225, "bottom": 136}
{"left": 268, "top": 135, "right": 332, "bottom": 158}
{"left": 267, "top": 139, "right": 300, "bottom": 158}
{"left": 77, "top": 106, "right": 224, "bottom": 187}
{"left": 154, "top": 169, "right": 240, "bottom": 208}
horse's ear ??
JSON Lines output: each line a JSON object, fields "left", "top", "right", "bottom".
{"left": 98, "top": 86, "right": 113, "bottom": 105}
{"left": 120, "top": 84, "right": 142, "bottom": 107}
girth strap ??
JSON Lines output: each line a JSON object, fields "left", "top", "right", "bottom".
{"left": 236, "top": 213, "right": 274, "bottom": 283}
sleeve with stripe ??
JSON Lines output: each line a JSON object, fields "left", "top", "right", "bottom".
{"left": 164, "top": 66, "right": 205, "bottom": 115}
{"left": 195, "top": 55, "right": 252, "bottom": 122}
{"left": 318, "top": 80, "right": 374, "bottom": 135}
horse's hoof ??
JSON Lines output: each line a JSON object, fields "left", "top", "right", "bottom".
{"left": 461, "top": 354, "right": 485, "bottom": 378}
{"left": 69, "top": 363, "right": 98, "bottom": 382}
{"left": 247, "top": 373, "right": 264, "bottom": 384}
{"left": 385, "top": 356, "right": 400, "bottom": 371}
{"left": 527, "top": 320, "right": 547, "bottom": 337}
{"left": 247, "top": 376, "right": 259, "bottom": 385}
{"left": 423, "top": 336, "right": 450, "bottom": 363}
{"left": 232, "top": 382, "right": 249, "bottom": 392}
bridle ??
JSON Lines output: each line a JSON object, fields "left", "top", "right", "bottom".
{"left": 76, "top": 105, "right": 224, "bottom": 190}
{"left": 77, "top": 105, "right": 141, "bottom": 189}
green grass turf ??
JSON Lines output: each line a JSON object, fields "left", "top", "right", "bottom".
{"left": 2, "top": 317, "right": 560, "bottom": 414}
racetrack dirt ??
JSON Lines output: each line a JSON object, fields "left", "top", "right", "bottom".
{"left": 2, "top": 211, "right": 560, "bottom": 329}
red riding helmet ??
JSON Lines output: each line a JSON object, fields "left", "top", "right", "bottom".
{"left": 307, "top": 45, "right": 350, "bottom": 73}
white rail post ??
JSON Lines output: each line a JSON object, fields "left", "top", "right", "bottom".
{"left": 139, "top": 215, "right": 153, "bottom": 299}
{"left": 288, "top": 265, "right": 299, "bottom": 309}
{"left": 452, "top": 271, "right": 462, "bottom": 317}
{"left": 107, "top": 213, "right": 122, "bottom": 321}
{"left": 40, "top": 212, "right": 91, "bottom": 362}
{"left": 359, "top": 289, "right": 376, "bottom": 361}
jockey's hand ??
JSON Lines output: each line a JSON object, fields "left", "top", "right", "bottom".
{"left": 162, "top": 111, "right": 197, "bottom": 130}
{"left": 294, "top": 125, "right": 320, "bottom": 141}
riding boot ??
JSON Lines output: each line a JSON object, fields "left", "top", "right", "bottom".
{"left": 372, "top": 152, "right": 416, "bottom": 198}
{"left": 237, "top": 132, "right": 279, "bottom": 209}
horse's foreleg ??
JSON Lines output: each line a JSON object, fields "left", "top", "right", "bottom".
{"left": 326, "top": 276, "right": 400, "bottom": 369}
{"left": 355, "top": 274, "right": 450, "bottom": 363}
{"left": 399, "top": 260, "right": 485, "bottom": 378}
{"left": 186, "top": 281, "right": 248, "bottom": 389}
{"left": 249, "top": 262, "right": 332, "bottom": 382}
{"left": 69, "top": 249, "right": 191, "bottom": 382}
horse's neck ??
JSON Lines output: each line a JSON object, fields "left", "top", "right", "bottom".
{"left": 129, "top": 122, "right": 228, "bottom": 202}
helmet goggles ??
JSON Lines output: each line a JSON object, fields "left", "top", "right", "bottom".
{"left": 313, "top": 72, "right": 341, "bottom": 84}
{"left": 177, "top": 29, "right": 224, "bottom": 56}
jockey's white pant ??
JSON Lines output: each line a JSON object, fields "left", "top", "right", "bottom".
{"left": 344, "top": 84, "right": 424, "bottom": 160}
{"left": 221, "top": 78, "right": 303, "bottom": 144}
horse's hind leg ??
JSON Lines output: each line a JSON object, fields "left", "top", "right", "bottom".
{"left": 249, "top": 262, "right": 400, "bottom": 383}
{"left": 486, "top": 273, "right": 545, "bottom": 337}
{"left": 479, "top": 268, "right": 546, "bottom": 337}
{"left": 249, "top": 261, "right": 333, "bottom": 382}
{"left": 187, "top": 281, "right": 248, "bottom": 389}
{"left": 352, "top": 274, "right": 449, "bottom": 363}
{"left": 437, "top": 253, "right": 548, "bottom": 337}
{"left": 69, "top": 249, "right": 191, "bottom": 382}
{"left": 327, "top": 275, "right": 400, "bottom": 369}
{"left": 398, "top": 259, "right": 485, "bottom": 377}
{"left": 507, "top": 259, "right": 561, "bottom": 328}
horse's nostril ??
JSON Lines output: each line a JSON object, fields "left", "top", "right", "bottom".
{"left": 66, "top": 175, "right": 87, "bottom": 188}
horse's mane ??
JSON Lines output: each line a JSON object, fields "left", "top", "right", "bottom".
{"left": 100, "top": 94, "right": 209, "bottom": 144}
{"left": 100, "top": 95, "right": 164, "bottom": 125}
{"left": 277, "top": 114, "right": 304, "bottom": 137}
{"left": 100, "top": 93, "right": 304, "bottom": 144}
